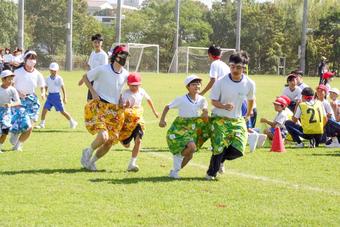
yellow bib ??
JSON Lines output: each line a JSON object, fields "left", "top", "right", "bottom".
{"left": 299, "top": 101, "right": 324, "bottom": 134}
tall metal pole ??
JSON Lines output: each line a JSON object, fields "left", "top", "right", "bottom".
{"left": 115, "top": 0, "right": 122, "bottom": 44}
{"left": 300, "top": 0, "right": 308, "bottom": 73}
{"left": 18, "top": 0, "right": 24, "bottom": 49}
{"left": 236, "top": 0, "right": 242, "bottom": 51}
{"left": 66, "top": 0, "right": 73, "bottom": 71}
{"left": 174, "top": 0, "right": 180, "bottom": 73}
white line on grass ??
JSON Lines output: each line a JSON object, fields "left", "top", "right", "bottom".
{"left": 147, "top": 152, "right": 340, "bottom": 196}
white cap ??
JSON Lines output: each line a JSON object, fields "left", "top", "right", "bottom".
{"left": 49, "top": 62, "right": 59, "bottom": 71}
{"left": 23, "top": 50, "right": 37, "bottom": 59}
{"left": 184, "top": 74, "right": 202, "bottom": 86}
{"left": 0, "top": 70, "right": 14, "bottom": 79}
{"left": 329, "top": 87, "right": 339, "bottom": 95}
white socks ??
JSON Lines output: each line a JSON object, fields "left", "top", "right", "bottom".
{"left": 172, "top": 154, "right": 184, "bottom": 172}
{"left": 90, "top": 155, "right": 98, "bottom": 164}
{"left": 130, "top": 157, "right": 137, "bottom": 166}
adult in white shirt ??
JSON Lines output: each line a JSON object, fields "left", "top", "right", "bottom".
{"left": 3, "top": 48, "right": 13, "bottom": 70}
{"left": 80, "top": 45, "right": 130, "bottom": 171}
{"left": 206, "top": 51, "right": 256, "bottom": 180}
{"left": 282, "top": 74, "right": 302, "bottom": 112}
{"left": 200, "top": 45, "right": 230, "bottom": 96}
{"left": 11, "top": 50, "right": 46, "bottom": 151}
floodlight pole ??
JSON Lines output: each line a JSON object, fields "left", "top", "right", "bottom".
{"left": 65, "top": 0, "right": 73, "bottom": 71}
{"left": 236, "top": 0, "right": 242, "bottom": 51}
{"left": 17, "top": 0, "right": 24, "bottom": 49}
{"left": 115, "top": 0, "right": 122, "bottom": 44}
{"left": 299, "top": 0, "right": 308, "bottom": 73}
{"left": 174, "top": 0, "right": 180, "bottom": 73}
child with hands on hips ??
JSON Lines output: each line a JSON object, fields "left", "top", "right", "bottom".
{"left": 119, "top": 72, "right": 159, "bottom": 172}
{"left": 159, "top": 75, "right": 210, "bottom": 179}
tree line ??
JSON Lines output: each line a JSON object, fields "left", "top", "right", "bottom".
{"left": 0, "top": 0, "right": 338, "bottom": 74}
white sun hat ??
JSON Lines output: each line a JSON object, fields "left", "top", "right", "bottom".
{"left": 49, "top": 62, "right": 60, "bottom": 71}
{"left": 184, "top": 74, "right": 202, "bottom": 86}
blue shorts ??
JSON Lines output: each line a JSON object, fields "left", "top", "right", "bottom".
{"left": 270, "top": 127, "right": 287, "bottom": 139}
{"left": 44, "top": 93, "right": 64, "bottom": 112}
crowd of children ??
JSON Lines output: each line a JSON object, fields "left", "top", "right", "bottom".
{"left": 0, "top": 39, "right": 338, "bottom": 180}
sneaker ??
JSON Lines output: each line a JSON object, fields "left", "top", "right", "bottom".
{"left": 257, "top": 134, "right": 267, "bottom": 148}
{"left": 87, "top": 162, "right": 97, "bottom": 171}
{"left": 295, "top": 142, "right": 304, "bottom": 148}
{"left": 12, "top": 143, "right": 23, "bottom": 152}
{"left": 325, "top": 139, "right": 332, "bottom": 146}
{"left": 81, "top": 148, "right": 91, "bottom": 168}
{"left": 127, "top": 164, "right": 139, "bottom": 172}
{"left": 248, "top": 133, "right": 259, "bottom": 152}
{"left": 39, "top": 123, "right": 45, "bottom": 128}
{"left": 169, "top": 170, "right": 180, "bottom": 179}
{"left": 325, "top": 141, "right": 340, "bottom": 148}
{"left": 218, "top": 163, "right": 225, "bottom": 174}
{"left": 205, "top": 174, "right": 216, "bottom": 180}
{"left": 70, "top": 120, "right": 78, "bottom": 129}
{"left": 9, "top": 133, "right": 19, "bottom": 146}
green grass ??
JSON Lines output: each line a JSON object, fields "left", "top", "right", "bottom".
{"left": 0, "top": 72, "right": 339, "bottom": 226}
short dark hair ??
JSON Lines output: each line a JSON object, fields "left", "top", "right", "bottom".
{"left": 208, "top": 45, "right": 221, "bottom": 57}
{"left": 91, "top": 33, "right": 103, "bottom": 41}
{"left": 301, "top": 87, "right": 314, "bottom": 96}
{"left": 229, "top": 51, "right": 249, "bottom": 65}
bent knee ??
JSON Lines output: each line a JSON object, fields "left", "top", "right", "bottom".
{"left": 186, "top": 142, "right": 196, "bottom": 152}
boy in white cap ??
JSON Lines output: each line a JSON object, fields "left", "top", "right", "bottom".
{"left": 119, "top": 72, "right": 159, "bottom": 172}
{"left": 38, "top": 62, "right": 77, "bottom": 129}
{"left": 0, "top": 70, "right": 21, "bottom": 153}
{"left": 159, "top": 75, "right": 210, "bottom": 179}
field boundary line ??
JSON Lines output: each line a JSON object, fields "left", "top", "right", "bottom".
{"left": 147, "top": 152, "right": 340, "bottom": 196}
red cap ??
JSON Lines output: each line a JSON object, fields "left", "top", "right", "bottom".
{"left": 316, "top": 84, "right": 328, "bottom": 93}
{"left": 127, "top": 72, "right": 142, "bottom": 85}
{"left": 279, "top": 95, "right": 291, "bottom": 106}
{"left": 113, "top": 45, "right": 129, "bottom": 55}
{"left": 322, "top": 71, "right": 335, "bottom": 79}
{"left": 273, "top": 97, "right": 288, "bottom": 108}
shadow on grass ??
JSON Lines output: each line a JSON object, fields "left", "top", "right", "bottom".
{"left": 112, "top": 147, "right": 169, "bottom": 152}
{"left": 33, "top": 129, "right": 85, "bottom": 133}
{"left": 0, "top": 168, "right": 106, "bottom": 175}
{"left": 309, "top": 152, "right": 340, "bottom": 157}
{"left": 89, "top": 176, "right": 207, "bottom": 184}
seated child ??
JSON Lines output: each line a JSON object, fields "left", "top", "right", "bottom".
{"left": 119, "top": 72, "right": 159, "bottom": 172}
{"left": 159, "top": 75, "right": 209, "bottom": 179}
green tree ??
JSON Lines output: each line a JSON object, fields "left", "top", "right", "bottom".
{"left": 0, "top": 0, "right": 18, "bottom": 48}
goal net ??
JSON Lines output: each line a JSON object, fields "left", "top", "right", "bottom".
{"left": 110, "top": 43, "right": 159, "bottom": 73}
{"left": 168, "top": 46, "right": 236, "bottom": 74}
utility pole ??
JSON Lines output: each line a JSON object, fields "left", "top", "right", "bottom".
{"left": 115, "top": 0, "right": 122, "bottom": 44}
{"left": 300, "top": 0, "right": 308, "bottom": 73}
{"left": 236, "top": 0, "right": 242, "bottom": 51}
{"left": 173, "top": 0, "right": 180, "bottom": 73}
{"left": 18, "top": 0, "right": 24, "bottom": 49}
{"left": 66, "top": 0, "right": 73, "bottom": 71}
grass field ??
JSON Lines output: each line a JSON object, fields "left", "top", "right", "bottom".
{"left": 0, "top": 71, "right": 339, "bottom": 226}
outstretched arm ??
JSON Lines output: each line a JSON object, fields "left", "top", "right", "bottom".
{"left": 147, "top": 99, "right": 159, "bottom": 118}
{"left": 200, "top": 78, "right": 215, "bottom": 96}
{"left": 159, "top": 105, "right": 170, "bottom": 127}
{"left": 82, "top": 74, "right": 99, "bottom": 100}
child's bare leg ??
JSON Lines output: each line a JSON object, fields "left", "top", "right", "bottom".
{"left": 18, "top": 127, "right": 32, "bottom": 143}
{"left": 94, "top": 139, "right": 113, "bottom": 159}
{"left": 181, "top": 142, "right": 196, "bottom": 168}
{"left": 131, "top": 135, "right": 141, "bottom": 158}
{"left": 0, "top": 134, "right": 7, "bottom": 144}
{"left": 60, "top": 111, "right": 72, "bottom": 121}
{"left": 91, "top": 130, "right": 109, "bottom": 151}
{"left": 41, "top": 108, "right": 48, "bottom": 121}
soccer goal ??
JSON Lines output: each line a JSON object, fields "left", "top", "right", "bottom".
{"left": 111, "top": 43, "right": 159, "bottom": 73}
{"left": 168, "top": 46, "right": 236, "bottom": 74}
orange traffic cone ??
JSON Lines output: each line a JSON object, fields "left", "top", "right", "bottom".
{"left": 271, "top": 127, "right": 285, "bottom": 152}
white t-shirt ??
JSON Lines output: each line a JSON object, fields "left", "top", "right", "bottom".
{"left": 0, "top": 86, "right": 20, "bottom": 106}
{"left": 273, "top": 110, "right": 289, "bottom": 128}
{"left": 210, "top": 74, "right": 256, "bottom": 118}
{"left": 12, "top": 55, "right": 23, "bottom": 65}
{"left": 294, "top": 100, "right": 327, "bottom": 118}
{"left": 121, "top": 88, "right": 151, "bottom": 108}
{"left": 13, "top": 67, "right": 45, "bottom": 95}
{"left": 282, "top": 86, "right": 302, "bottom": 101}
{"left": 88, "top": 50, "right": 109, "bottom": 70}
{"left": 298, "top": 82, "right": 309, "bottom": 90}
{"left": 168, "top": 94, "right": 208, "bottom": 118}
{"left": 209, "top": 59, "right": 230, "bottom": 80}
{"left": 3, "top": 54, "right": 12, "bottom": 63}
{"left": 321, "top": 99, "right": 335, "bottom": 119}
{"left": 45, "top": 75, "right": 64, "bottom": 93}
{"left": 87, "top": 64, "right": 128, "bottom": 104}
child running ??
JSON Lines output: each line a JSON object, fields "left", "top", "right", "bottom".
{"left": 119, "top": 72, "right": 159, "bottom": 172}
{"left": 159, "top": 75, "right": 210, "bottom": 179}
{"left": 38, "top": 62, "right": 77, "bottom": 129}
{"left": 0, "top": 70, "right": 21, "bottom": 153}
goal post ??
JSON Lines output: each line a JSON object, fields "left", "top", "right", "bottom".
{"left": 168, "top": 46, "right": 236, "bottom": 74}
{"left": 111, "top": 43, "right": 160, "bottom": 73}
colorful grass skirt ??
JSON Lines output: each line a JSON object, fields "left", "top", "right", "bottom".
{"left": 119, "top": 107, "right": 145, "bottom": 142}
{"left": 166, "top": 117, "right": 211, "bottom": 155}
{"left": 0, "top": 107, "right": 12, "bottom": 133}
{"left": 10, "top": 106, "right": 32, "bottom": 134}
{"left": 21, "top": 94, "right": 40, "bottom": 122}
{"left": 84, "top": 99, "right": 124, "bottom": 144}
